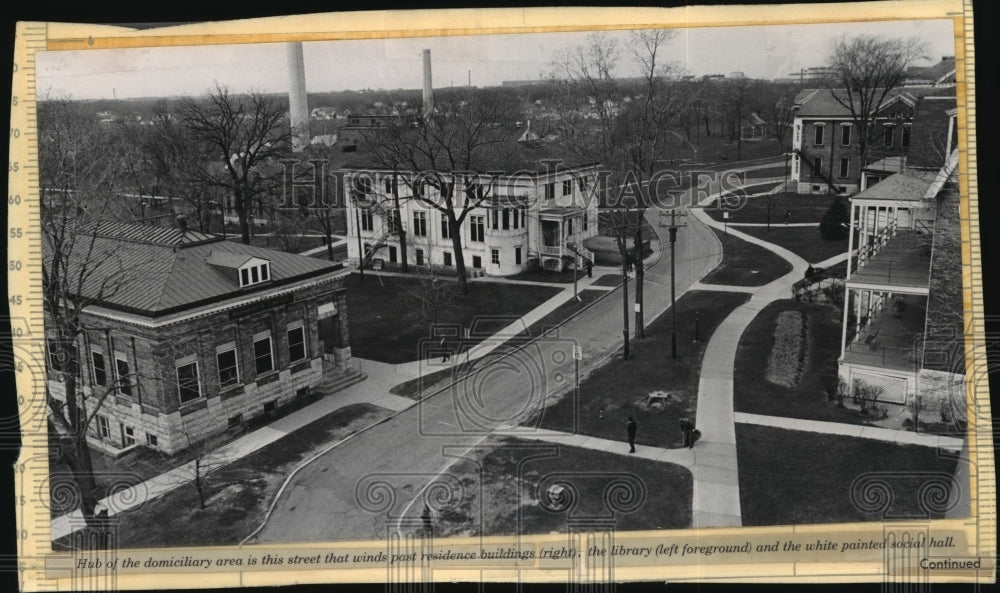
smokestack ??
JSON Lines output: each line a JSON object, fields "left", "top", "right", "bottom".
{"left": 422, "top": 49, "right": 434, "bottom": 119}
{"left": 287, "top": 42, "right": 310, "bottom": 152}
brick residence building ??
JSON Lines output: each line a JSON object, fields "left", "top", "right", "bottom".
{"left": 790, "top": 86, "right": 955, "bottom": 195}
{"left": 45, "top": 222, "right": 358, "bottom": 455}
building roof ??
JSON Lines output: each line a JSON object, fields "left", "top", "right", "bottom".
{"left": 913, "top": 57, "right": 956, "bottom": 85}
{"left": 864, "top": 155, "right": 907, "bottom": 174}
{"left": 44, "top": 222, "right": 344, "bottom": 317}
{"left": 793, "top": 86, "right": 954, "bottom": 118}
{"left": 906, "top": 96, "right": 957, "bottom": 169}
{"left": 850, "top": 168, "right": 940, "bottom": 203}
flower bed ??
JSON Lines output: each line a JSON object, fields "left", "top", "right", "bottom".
{"left": 765, "top": 310, "right": 807, "bottom": 387}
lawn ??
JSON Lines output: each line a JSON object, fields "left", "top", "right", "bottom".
{"left": 345, "top": 273, "right": 562, "bottom": 364}
{"left": 733, "top": 299, "right": 875, "bottom": 425}
{"left": 430, "top": 435, "right": 693, "bottom": 536}
{"left": 591, "top": 274, "right": 625, "bottom": 287}
{"left": 533, "top": 290, "right": 750, "bottom": 449}
{"left": 53, "top": 404, "right": 392, "bottom": 550}
{"left": 700, "top": 229, "right": 793, "bottom": 286}
{"left": 737, "top": 424, "right": 962, "bottom": 526}
{"left": 736, "top": 226, "right": 849, "bottom": 264}
{"left": 507, "top": 267, "right": 587, "bottom": 284}
{"left": 389, "top": 289, "right": 608, "bottom": 400}
{"left": 704, "top": 192, "right": 839, "bottom": 224}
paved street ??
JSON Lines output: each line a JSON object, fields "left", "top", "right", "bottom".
{"left": 251, "top": 172, "right": 731, "bottom": 543}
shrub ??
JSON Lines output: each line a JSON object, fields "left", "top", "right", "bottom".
{"left": 820, "top": 196, "right": 849, "bottom": 240}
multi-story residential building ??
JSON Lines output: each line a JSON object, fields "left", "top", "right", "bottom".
{"left": 339, "top": 142, "right": 604, "bottom": 277}
{"left": 837, "top": 146, "right": 962, "bottom": 413}
{"left": 44, "top": 222, "right": 359, "bottom": 455}
{"left": 790, "top": 86, "right": 954, "bottom": 195}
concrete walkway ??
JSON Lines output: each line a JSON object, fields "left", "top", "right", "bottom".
{"left": 734, "top": 412, "right": 964, "bottom": 451}
{"left": 685, "top": 189, "right": 811, "bottom": 528}
{"left": 496, "top": 425, "right": 694, "bottom": 468}
{"left": 298, "top": 236, "right": 348, "bottom": 257}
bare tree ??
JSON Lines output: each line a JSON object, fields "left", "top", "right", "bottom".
{"left": 178, "top": 86, "right": 292, "bottom": 244}
{"left": 826, "top": 34, "right": 928, "bottom": 182}
{"left": 551, "top": 29, "right": 684, "bottom": 351}
{"left": 361, "top": 89, "right": 520, "bottom": 293}
{"left": 39, "top": 98, "right": 142, "bottom": 523}
{"left": 718, "top": 76, "right": 759, "bottom": 161}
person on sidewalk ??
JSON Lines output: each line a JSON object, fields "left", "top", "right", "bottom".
{"left": 585, "top": 259, "right": 593, "bottom": 278}
{"left": 440, "top": 337, "right": 450, "bottom": 363}
{"left": 627, "top": 416, "right": 637, "bottom": 453}
{"left": 680, "top": 417, "right": 695, "bottom": 448}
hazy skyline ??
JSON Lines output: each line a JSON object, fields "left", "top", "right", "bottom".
{"left": 37, "top": 19, "right": 956, "bottom": 101}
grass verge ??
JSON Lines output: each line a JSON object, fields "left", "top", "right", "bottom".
{"left": 733, "top": 299, "right": 873, "bottom": 425}
{"left": 533, "top": 290, "right": 750, "bottom": 449}
{"left": 52, "top": 404, "right": 392, "bottom": 550}
{"left": 735, "top": 226, "right": 848, "bottom": 264}
{"left": 705, "top": 192, "right": 837, "bottom": 224}
{"left": 737, "top": 424, "right": 961, "bottom": 525}
{"left": 431, "top": 435, "right": 693, "bottom": 536}
{"left": 701, "top": 229, "right": 793, "bottom": 286}
{"left": 345, "top": 273, "right": 561, "bottom": 364}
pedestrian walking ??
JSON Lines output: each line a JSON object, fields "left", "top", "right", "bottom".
{"left": 627, "top": 416, "right": 637, "bottom": 453}
{"left": 680, "top": 417, "right": 695, "bottom": 448}
{"left": 585, "top": 259, "right": 593, "bottom": 278}
{"left": 784, "top": 209, "right": 792, "bottom": 224}
{"left": 440, "top": 336, "right": 449, "bottom": 363}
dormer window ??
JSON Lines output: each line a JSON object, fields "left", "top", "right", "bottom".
{"left": 240, "top": 261, "right": 271, "bottom": 287}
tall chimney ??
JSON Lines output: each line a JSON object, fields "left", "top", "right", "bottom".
{"left": 287, "top": 42, "right": 310, "bottom": 152}
{"left": 422, "top": 49, "right": 434, "bottom": 118}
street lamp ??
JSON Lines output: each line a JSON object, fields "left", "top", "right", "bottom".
{"left": 668, "top": 218, "right": 678, "bottom": 360}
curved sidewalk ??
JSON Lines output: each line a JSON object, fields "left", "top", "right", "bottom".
{"left": 686, "top": 201, "right": 809, "bottom": 528}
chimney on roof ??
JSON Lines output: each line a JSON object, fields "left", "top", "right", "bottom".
{"left": 422, "top": 49, "right": 434, "bottom": 119}
{"left": 176, "top": 214, "right": 188, "bottom": 233}
{"left": 287, "top": 42, "right": 310, "bottom": 152}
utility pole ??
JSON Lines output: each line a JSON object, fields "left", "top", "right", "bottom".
{"left": 354, "top": 200, "right": 365, "bottom": 282}
{"left": 620, "top": 225, "right": 630, "bottom": 361}
{"left": 668, "top": 208, "right": 687, "bottom": 359}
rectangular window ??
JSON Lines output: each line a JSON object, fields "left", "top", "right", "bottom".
{"left": 440, "top": 214, "right": 451, "bottom": 239}
{"left": 473, "top": 255, "right": 482, "bottom": 269}
{"left": 260, "top": 264, "right": 269, "bottom": 281}
{"left": 521, "top": 209, "right": 526, "bottom": 227}
{"left": 470, "top": 216, "right": 485, "bottom": 242}
{"left": 813, "top": 156, "right": 822, "bottom": 176}
{"left": 491, "top": 249, "right": 500, "bottom": 265}
{"left": 176, "top": 361, "right": 201, "bottom": 403}
{"left": 215, "top": 348, "right": 240, "bottom": 387}
{"left": 254, "top": 337, "right": 274, "bottom": 375}
{"left": 563, "top": 180, "right": 572, "bottom": 196}
{"left": 440, "top": 181, "right": 454, "bottom": 199}
{"left": 902, "top": 125, "right": 911, "bottom": 148}
{"left": 251, "top": 266, "right": 259, "bottom": 283}
{"left": 512, "top": 208, "right": 519, "bottom": 230}
{"left": 579, "top": 176, "right": 589, "bottom": 193}
{"left": 444, "top": 252, "right": 452, "bottom": 266}
{"left": 123, "top": 425, "right": 135, "bottom": 447}
{"left": 360, "top": 208, "right": 374, "bottom": 231}
{"left": 583, "top": 213, "right": 589, "bottom": 231}
{"left": 115, "top": 356, "right": 132, "bottom": 397}
{"left": 91, "top": 351, "right": 107, "bottom": 387}
{"left": 839, "top": 157, "right": 850, "bottom": 178}
{"left": 412, "top": 211, "right": 427, "bottom": 236}
{"left": 814, "top": 124, "right": 824, "bottom": 145}
{"left": 883, "top": 125, "right": 895, "bottom": 148}
{"left": 545, "top": 183, "right": 555, "bottom": 201}
{"left": 146, "top": 433, "right": 158, "bottom": 447}
{"left": 241, "top": 268, "right": 250, "bottom": 286}
{"left": 415, "top": 248, "right": 424, "bottom": 266}
{"left": 565, "top": 218, "right": 574, "bottom": 236}
{"left": 502, "top": 209, "right": 510, "bottom": 230}
{"left": 841, "top": 125, "right": 851, "bottom": 146}
{"left": 228, "top": 414, "right": 243, "bottom": 429}
{"left": 97, "top": 416, "right": 111, "bottom": 439}
{"left": 491, "top": 209, "right": 499, "bottom": 230}
{"left": 515, "top": 247, "right": 522, "bottom": 265}
{"left": 287, "top": 327, "right": 306, "bottom": 363}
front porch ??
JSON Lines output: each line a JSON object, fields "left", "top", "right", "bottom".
{"left": 850, "top": 230, "right": 932, "bottom": 290}
{"left": 843, "top": 293, "right": 926, "bottom": 372}
{"left": 538, "top": 207, "right": 587, "bottom": 270}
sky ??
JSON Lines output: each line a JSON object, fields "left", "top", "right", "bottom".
{"left": 36, "top": 18, "right": 957, "bottom": 101}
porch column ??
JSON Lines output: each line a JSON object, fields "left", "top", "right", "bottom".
{"left": 846, "top": 201, "right": 857, "bottom": 280}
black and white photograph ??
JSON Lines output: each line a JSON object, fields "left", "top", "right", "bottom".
{"left": 10, "top": 1, "right": 994, "bottom": 588}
